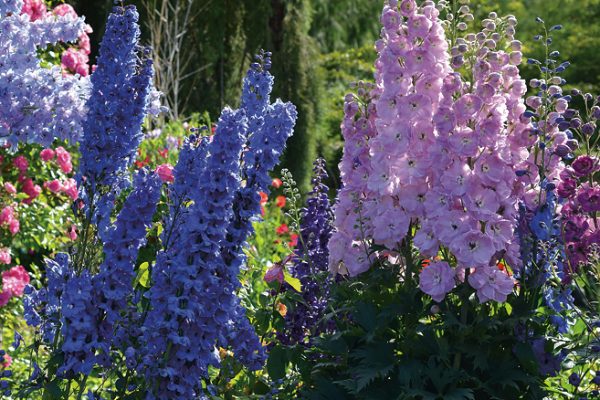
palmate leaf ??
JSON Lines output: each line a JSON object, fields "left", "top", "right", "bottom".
{"left": 443, "top": 388, "right": 475, "bottom": 400}
{"left": 341, "top": 342, "right": 396, "bottom": 393}
{"left": 306, "top": 378, "right": 351, "bottom": 400}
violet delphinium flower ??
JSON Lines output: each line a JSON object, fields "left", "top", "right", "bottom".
{"left": 419, "top": 261, "right": 456, "bottom": 303}
{"left": 467, "top": 266, "right": 515, "bottom": 303}
{"left": 93, "top": 169, "right": 162, "bottom": 339}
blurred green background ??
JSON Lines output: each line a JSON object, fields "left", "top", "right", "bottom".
{"left": 72, "top": 0, "right": 600, "bottom": 191}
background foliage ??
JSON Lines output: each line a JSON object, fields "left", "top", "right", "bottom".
{"left": 70, "top": 0, "right": 600, "bottom": 189}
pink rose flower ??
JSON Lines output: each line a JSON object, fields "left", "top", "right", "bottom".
{"left": 0, "top": 206, "right": 14, "bottom": 225}
{"left": 0, "top": 249, "right": 10, "bottom": 265}
{"left": 13, "top": 155, "right": 28, "bottom": 172}
{"left": 2, "top": 265, "right": 30, "bottom": 297}
{"left": 55, "top": 146, "right": 72, "bottom": 173}
{"left": 156, "top": 164, "right": 174, "bottom": 183}
{"left": 21, "top": 178, "right": 41, "bottom": 203}
{"left": 1, "top": 353, "right": 12, "bottom": 369}
{"left": 61, "top": 48, "right": 78, "bottom": 71}
{"left": 68, "top": 225, "right": 77, "bottom": 241}
{"left": 0, "top": 291, "right": 10, "bottom": 307}
{"left": 40, "top": 148, "right": 55, "bottom": 162}
{"left": 45, "top": 179, "right": 63, "bottom": 193}
{"left": 21, "top": 0, "right": 47, "bottom": 21}
{"left": 62, "top": 178, "right": 79, "bottom": 200}
{"left": 3, "top": 182, "right": 16, "bottom": 195}
{"left": 75, "top": 63, "right": 89, "bottom": 77}
{"left": 52, "top": 3, "right": 77, "bottom": 19}
{"left": 8, "top": 219, "right": 19, "bottom": 235}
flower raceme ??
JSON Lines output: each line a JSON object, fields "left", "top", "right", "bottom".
{"left": 20, "top": 6, "right": 295, "bottom": 398}
{"left": 280, "top": 158, "right": 334, "bottom": 345}
{"left": 329, "top": 0, "right": 537, "bottom": 303}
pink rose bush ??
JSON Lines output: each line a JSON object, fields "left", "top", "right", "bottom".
{"left": 0, "top": 265, "right": 30, "bottom": 306}
{"left": 1, "top": 145, "right": 79, "bottom": 269}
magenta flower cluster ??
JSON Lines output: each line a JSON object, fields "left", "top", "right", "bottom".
{"left": 556, "top": 93, "right": 600, "bottom": 272}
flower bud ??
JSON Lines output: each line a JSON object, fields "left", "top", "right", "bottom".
{"left": 582, "top": 122, "right": 596, "bottom": 135}
{"left": 554, "top": 144, "right": 570, "bottom": 157}
{"left": 566, "top": 139, "right": 579, "bottom": 151}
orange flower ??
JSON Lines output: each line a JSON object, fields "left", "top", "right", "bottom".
{"left": 259, "top": 191, "right": 268, "bottom": 206}
{"left": 276, "top": 223, "right": 289, "bottom": 235}
{"left": 276, "top": 302, "right": 288, "bottom": 317}
{"left": 275, "top": 195, "right": 286, "bottom": 208}
{"left": 272, "top": 178, "right": 282, "bottom": 188}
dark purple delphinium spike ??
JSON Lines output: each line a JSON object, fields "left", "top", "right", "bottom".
{"left": 279, "top": 158, "right": 333, "bottom": 345}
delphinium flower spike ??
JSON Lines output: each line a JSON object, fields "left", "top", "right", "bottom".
{"left": 280, "top": 158, "right": 333, "bottom": 345}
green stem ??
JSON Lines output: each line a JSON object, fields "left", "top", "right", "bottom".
{"left": 453, "top": 270, "right": 470, "bottom": 370}
{"left": 76, "top": 375, "right": 89, "bottom": 400}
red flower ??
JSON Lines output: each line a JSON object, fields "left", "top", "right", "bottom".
{"left": 288, "top": 233, "right": 299, "bottom": 248}
{"left": 159, "top": 148, "right": 169, "bottom": 159}
{"left": 259, "top": 191, "right": 268, "bottom": 206}
{"left": 275, "top": 195, "right": 286, "bottom": 208}
{"left": 272, "top": 178, "right": 282, "bottom": 188}
{"left": 276, "top": 223, "right": 289, "bottom": 235}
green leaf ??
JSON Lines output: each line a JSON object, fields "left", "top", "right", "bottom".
{"left": 267, "top": 345, "right": 288, "bottom": 380}
{"left": 43, "top": 379, "right": 63, "bottom": 399}
{"left": 355, "top": 302, "right": 377, "bottom": 332}
{"left": 135, "top": 262, "right": 150, "bottom": 288}
{"left": 284, "top": 271, "right": 302, "bottom": 292}
{"left": 443, "top": 388, "right": 475, "bottom": 400}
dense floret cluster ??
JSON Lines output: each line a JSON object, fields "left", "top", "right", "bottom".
{"left": 0, "top": 0, "right": 88, "bottom": 147}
